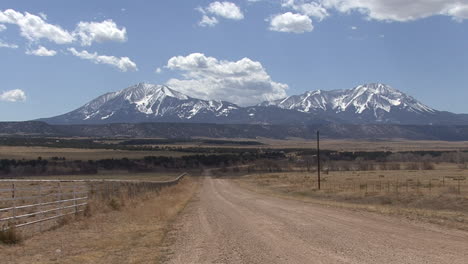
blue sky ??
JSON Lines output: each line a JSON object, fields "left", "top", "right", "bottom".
{"left": 0, "top": 0, "right": 467, "bottom": 121}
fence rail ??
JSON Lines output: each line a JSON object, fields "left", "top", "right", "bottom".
{"left": 0, "top": 173, "right": 186, "bottom": 236}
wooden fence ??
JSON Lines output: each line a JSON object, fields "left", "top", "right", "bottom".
{"left": 0, "top": 173, "right": 186, "bottom": 237}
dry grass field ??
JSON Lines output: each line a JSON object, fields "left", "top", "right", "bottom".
{"left": 258, "top": 138, "right": 468, "bottom": 151}
{"left": 1, "top": 139, "right": 467, "bottom": 162}
{"left": 0, "top": 173, "right": 184, "bottom": 240}
{"left": 0, "top": 146, "right": 194, "bottom": 160}
{"left": 102, "top": 137, "right": 468, "bottom": 152}
{"left": 0, "top": 177, "right": 199, "bottom": 263}
{"left": 237, "top": 163, "right": 468, "bottom": 230}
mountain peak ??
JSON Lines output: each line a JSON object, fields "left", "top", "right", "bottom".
{"left": 40, "top": 82, "right": 460, "bottom": 126}
{"left": 352, "top": 83, "right": 400, "bottom": 95}
{"left": 123, "top": 83, "right": 189, "bottom": 100}
{"left": 263, "top": 83, "right": 436, "bottom": 120}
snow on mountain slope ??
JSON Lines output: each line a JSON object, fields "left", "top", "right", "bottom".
{"left": 262, "top": 83, "right": 436, "bottom": 123}
{"left": 40, "top": 83, "right": 468, "bottom": 125}
{"left": 44, "top": 83, "right": 241, "bottom": 124}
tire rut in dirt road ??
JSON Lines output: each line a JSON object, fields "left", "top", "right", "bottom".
{"left": 163, "top": 177, "right": 468, "bottom": 264}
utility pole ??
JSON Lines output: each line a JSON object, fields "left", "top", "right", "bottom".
{"left": 317, "top": 130, "right": 321, "bottom": 190}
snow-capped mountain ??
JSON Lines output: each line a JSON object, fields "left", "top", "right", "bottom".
{"left": 40, "top": 83, "right": 468, "bottom": 125}
{"left": 41, "top": 83, "right": 242, "bottom": 124}
{"left": 260, "top": 83, "right": 464, "bottom": 124}
{"left": 264, "top": 83, "right": 433, "bottom": 113}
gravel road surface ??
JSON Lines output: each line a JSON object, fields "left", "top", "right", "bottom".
{"left": 164, "top": 178, "right": 468, "bottom": 264}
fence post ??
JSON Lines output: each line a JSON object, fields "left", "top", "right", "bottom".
{"left": 38, "top": 184, "right": 43, "bottom": 233}
{"left": 12, "top": 183, "right": 16, "bottom": 226}
{"left": 58, "top": 182, "right": 62, "bottom": 220}
{"left": 73, "top": 183, "right": 77, "bottom": 214}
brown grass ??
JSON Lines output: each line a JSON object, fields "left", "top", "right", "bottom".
{"left": 257, "top": 138, "right": 468, "bottom": 152}
{"left": 0, "top": 177, "right": 199, "bottom": 263}
{"left": 0, "top": 146, "right": 195, "bottom": 160}
{"left": 236, "top": 164, "right": 468, "bottom": 230}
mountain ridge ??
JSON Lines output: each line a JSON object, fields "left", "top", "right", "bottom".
{"left": 3, "top": 121, "right": 468, "bottom": 141}
{"left": 39, "top": 83, "right": 468, "bottom": 126}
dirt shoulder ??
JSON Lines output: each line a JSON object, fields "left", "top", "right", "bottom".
{"left": 235, "top": 175, "right": 468, "bottom": 231}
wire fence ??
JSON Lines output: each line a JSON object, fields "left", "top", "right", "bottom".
{"left": 315, "top": 176, "right": 467, "bottom": 196}
{"left": 0, "top": 173, "right": 186, "bottom": 238}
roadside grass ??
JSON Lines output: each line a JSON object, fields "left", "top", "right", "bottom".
{"left": 0, "top": 177, "right": 199, "bottom": 263}
{"left": 236, "top": 165, "right": 468, "bottom": 231}
{"left": 23, "top": 171, "right": 183, "bottom": 181}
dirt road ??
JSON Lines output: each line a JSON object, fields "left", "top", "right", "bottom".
{"left": 163, "top": 178, "right": 468, "bottom": 264}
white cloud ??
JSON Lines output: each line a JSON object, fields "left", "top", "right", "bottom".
{"left": 206, "top": 1, "right": 244, "bottom": 20}
{"left": 197, "top": 1, "right": 244, "bottom": 26}
{"left": 322, "top": 0, "right": 468, "bottom": 22}
{"left": 351, "top": 25, "right": 357, "bottom": 30}
{"left": 0, "top": 9, "right": 74, "bottom": 44}
{"left": 74, "top": 19, "right": 127, "bottom": 46}
{"left": 0, "top": 9, "right": 129, "bottom": 47}
{"left": 68, "top": 48, "right": 137, "bottom": 72}
{"left": 199, "top": 15, "right": 219, "bottom": 27}
{"left": 165, "top": 53, "right": 288, "bottom": 106}
{"left": 0, "top": 89, "right": 26, "bottom": 102}
{"left": 269, "top": 12, "right": 313, "bottom": 33}
{"left": 282, "top": 0, "right": 329, "bottom": 21}
{"left": 0, "top": 40, "right": 18, "bottom": 49}
{"left": 26, "top": 46, "right": 57, "bottom": 56}
{"left": 155, "top": 67, "right": 162, "bottom": 74}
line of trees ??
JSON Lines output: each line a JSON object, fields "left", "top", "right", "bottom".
{"left": 0, "top": 151, "right": 287, "bottom": 177}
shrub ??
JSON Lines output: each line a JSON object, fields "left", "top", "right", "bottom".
{"left": 0, "top": 226, "right": 21, "bottom": 244}
{"left": 421, "top": 162, "right": 435, "bottom": 170}
{"left": 108, "top": 198, "right": 121, "bottom": 211}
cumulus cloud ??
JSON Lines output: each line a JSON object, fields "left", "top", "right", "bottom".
{"left": 26, "top": 46, "right": 57, "bottom": 56}
{"left": 269, "top": 12, "right": 313, "bottom": 33}
{"left": 282, "top": 0, "right": 329, "bottom": 21}
{"left": 0, "top": 9, "right": 129, "bottom": 48}
{"left": 197, "top": 2, "right": 244, "bottom": 26}
{"left": 74, "top": 19, "right": 127, "bottom": 46}
{"left": 206, "top": 1, "right": 244, "bottom": 20}
{"left": 164, "top": 53, "right": 288, "bottom": 106}
{"left": 0, "top": 89, "right": 26, "bottom": 102}
{"left": 0, "top": 9, "right": 74, "bottom": 44}
{"left": 0, "top": 40, "right": 18, "bottom": 49}
{"left": 199, "top": 15, "right": 219, "bottom": 27}
{"left": 68, "top": 48, "right": 137, "bottom": 72}
{"left": 321, "top": 0, "right": 468, "bottom": 22}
